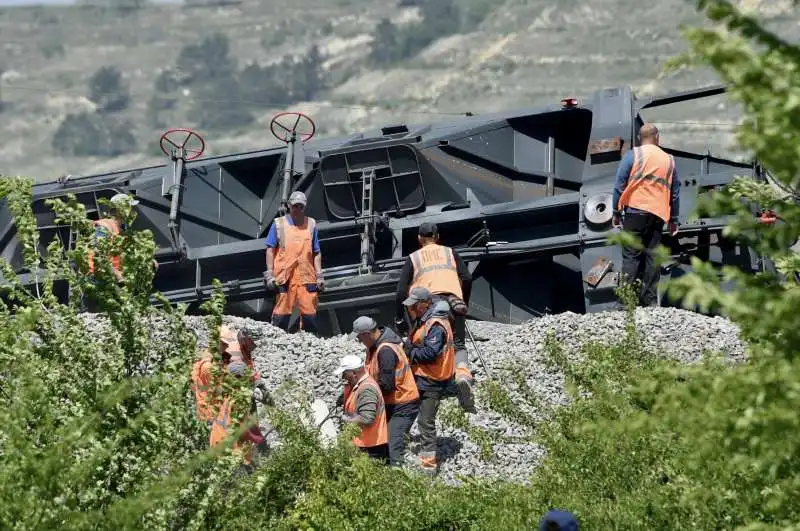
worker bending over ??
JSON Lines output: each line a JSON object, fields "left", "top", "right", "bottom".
{"left": 264, "top": 191, "right": 324, "bottom": 334}
{"left": 402, "top": 286, "right": 457, "bottom": 473}
{"left": 612, "top": 123, "right": 680, "bottom": 307}
{"left": 334, "top": 354, "right": 390, "bottom": 463}
{"left": 395, "top": 222, "right": 475, "bottom": 413}
{"left": 352, "top": 316, "right": 420, "bottom": 467}
{"left": 193, "top": 325, "right": 271, "bottom": 430}
{"left": 82, "top": 193, "right": 158, "bottom": 311}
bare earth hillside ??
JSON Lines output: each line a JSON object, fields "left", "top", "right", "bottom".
{"left": 0, "top": 0, "right": 797, "bottom": 181}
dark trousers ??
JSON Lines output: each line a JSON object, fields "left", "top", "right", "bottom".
{"left": 417, "top": 386, "right": 446, "bottom": 462}
{"left": 386, "top": 400, "right": 420, "bottom": 466}
{"left": 621, "top": 211, "right": 664, "bottom": 307}
{"left": 360, "top": 443, "right": 389, "bottom": 463}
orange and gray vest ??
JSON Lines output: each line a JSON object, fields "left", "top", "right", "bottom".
{"left": 617, "top": 144, "right": 676, "bottom": 223}
{"left": 272, "top": 215, "right": 317, "bottom": 286}
{"left": 410, "top": 315, "right": 455, "bottom": 382}
{"left": 191, "top": 350, "right": 215, "bottom": 421}
{"left": 366, "top": 341, "right": 420, "bottom": 405}
{"left": 88, "top": 218, "right": 122, "bottom": 274}
{"left": 343, "top": 375, "right": 389, "bottom": 448}
{"left": 409, "top": 243, "right": 463, "bottom": 299}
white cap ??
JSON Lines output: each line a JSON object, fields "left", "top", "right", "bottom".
{"left": 110, "top": 193, "right": 139, "bottom": 206}
{"left": 334, "top": 354, "right": 363, "bottom": 376}
{"left": 288, "top": 191, "right": 307, "bottom": 206}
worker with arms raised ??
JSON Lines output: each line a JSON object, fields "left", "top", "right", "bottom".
{"left": 402, "top": 286, "right": 457, "bottom": 473}
{"left": 264, "top": 191, "right": 324, "bottom": 335}
{"left": 395, "top": 222, "right": 475, "bottom": 413}
{"left": 334, "top": 354, "right": 390, "bottom": 463}
{"left": 351, "top": 315, "right": 420, "bottom": 467}
{"left": 612, "top": 123, "right": 680, "bottom": 307}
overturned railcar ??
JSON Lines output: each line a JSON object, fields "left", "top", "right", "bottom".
{"left": 0, "top": 84, "right": 775, "bottom": 336}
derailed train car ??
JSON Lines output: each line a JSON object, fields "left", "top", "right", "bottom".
{"left": 0, "top": 84, "right": 776, "bottom": 336}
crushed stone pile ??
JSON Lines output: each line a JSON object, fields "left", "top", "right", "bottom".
{"left": 79, "top": 307, "right": 748, "bottom": 486}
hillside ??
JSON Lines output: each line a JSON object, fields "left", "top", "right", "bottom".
{"left": 0, "top": 0, "right": 797, "bottom": 181}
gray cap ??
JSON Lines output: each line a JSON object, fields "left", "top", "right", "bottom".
{"left": 403, "top": 286, "right": 432, "bottom": 306}
{"left": 228, "top": 360, "right": 249, "bottom": 377}
{"left": 352, "top": 316, "right": 378, "bottom": 335}
{"left": 418, "top": 222, "right": 437, "bottom": 237}
{"left": 110, "top": 192, "right": 139, "bottom": 206}
{"left": 288, "top": 191, "right": 307, "bottom": 206}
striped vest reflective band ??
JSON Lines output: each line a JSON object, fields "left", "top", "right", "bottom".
{"left": 272, "top": 215, "right": 317, "bottom": 285}
{"left": 410, "top": 316, "right": 455, "bottom": 382}
{"left": 409, "top": 243, "right": 463, "bottom": 299}
{"left": 617, "top": 144, "right": 676, "bottom": 223}
{"left": 343, "top": 375, "right": 389, "bottom": 448}
{"left": 366, "top": 341, "right": 420, "bottom": 405}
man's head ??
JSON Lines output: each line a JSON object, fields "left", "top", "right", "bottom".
{"left": 288, "top": 191, "right": 307, "bottom": 218}
{"left": 334, "top": 354, "right": 365, "bottom": 386}
{"left": 402, "top": 286, "right": 433, "bottom": 319}
{"left": 109, "top": 193, "right": 139, "bottom": 221}
{"left": 417, "top": 222, "right": 438, "bottom": 247}
{"left": 638, "top": 123, "right": 660, "bottom": 146}
{"left": 352, "top": 315, "right": 380, "bottom": 348}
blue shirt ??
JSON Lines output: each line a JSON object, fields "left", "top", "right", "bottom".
{"left": 612, "top": 149, "right": 680, "bottom": 222}
{"left": 264, "top": 216, "right": 320, "bottom": 253}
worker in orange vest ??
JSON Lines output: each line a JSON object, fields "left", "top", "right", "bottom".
{"left": 81, "top": 192, "right": 158, "bottom": 312}
{"left": 193, "top": 325, "right": 271, "bottom": 426}
{"left": 395, "top": 222, "right": 475, "bottom": 413}
{"left": 334, "top": 354, "right": 389, "bottom": 463}
{"left": 207, "top": 325, "right": 272, "bottom": 470}
{"left": 612, "top": 123, "right": 680, "bottom": 307}
{"left": 351, "top": 315, "right": 420, "bottom": 467}
{"left": 264, "top": 191, "right": 324, "bottom": 335}
{"left": 401, "top": 286, "right": 457, "bottom": 473}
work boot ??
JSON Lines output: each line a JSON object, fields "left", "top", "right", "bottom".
{"left": 417, "top": 454, "right": 438, "bottom": 475}
{"left": 455, "top": 367, "right": 477, "bottom": 413}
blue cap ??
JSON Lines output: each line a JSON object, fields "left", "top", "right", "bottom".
{"left": 539, "top": 510, "right": 578, "bottom": 531}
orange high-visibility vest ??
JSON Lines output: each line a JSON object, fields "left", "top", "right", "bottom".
{"left": 209, "top": 396, "right": 256, "bottom": 465}
{"left": 409, "top": 243, "right": 463, "bottom": 299}
{"left": 410, "top": 316, "right": 455, "bottom": 382}
{"left": 88, "top": 218, "right": 122, "bottom": 274}
{"left": 272, "top": 215, "right": 317, "bottom": 286}
{"left": 191, "top": 350, "right": 215, "bottom": 421}
{"left": 343, "top": 375, "right": 388, "bottom": 448}
{"left": 617, "top": 144, "right": 676, "bottom": 223}
{"left": 366, "top": 341, "right": 420, "bottom": 405}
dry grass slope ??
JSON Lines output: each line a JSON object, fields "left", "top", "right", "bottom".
{"left": 0, "top": 0, "right": 797, "bottom": 180}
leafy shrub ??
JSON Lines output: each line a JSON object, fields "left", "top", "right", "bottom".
{"left": 51, "top": 112, "right": 137, "bottom": 157}
{"left": 88, "top": 65, "right": 131, "bottom": 113}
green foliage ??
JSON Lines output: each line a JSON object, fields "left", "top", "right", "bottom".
{"left": 51, "top": 112, "right": 138, "bottom": 157}
{"left": 88, "top": 65, "right": 131, "bottom": 113}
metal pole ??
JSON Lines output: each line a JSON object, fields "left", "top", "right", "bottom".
{"left": 168, "top": 148, "right": 185, "bottom": 250}
{"left": 280, "top": 132, "right": 296, "bottom": 215}
{"left": 464, "top": 320, "right": 492, "bottom": 379}
{"left": 546, "top": 136, "right": 555, "bottom": 196}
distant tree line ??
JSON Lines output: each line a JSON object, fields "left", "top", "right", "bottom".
{"left": 146, "top": 33, "right": 328, "bottom": 132}
{"left": 370, "top": 0, "right": 495, "bottom": 67}
{"left": 52, "top": 66, "right": 137, "bottom": 157}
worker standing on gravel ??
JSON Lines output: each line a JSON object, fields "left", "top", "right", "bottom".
{"left": 334, "top": 354, "right": 390, "bottom": 463}
{"left": 264, "top": 191, "right": 324, "bottom": 335}
{"left": 402, "top": 286, "right": 457, "bottom": 473}
{"left": 612, "top": 123, "right": 680, "bottom": 307}
{"left": 351, "top": 316, "right": 420, "bottom": 467}
{"left": 394, "top": 222, "right": 476, "bottom": 413}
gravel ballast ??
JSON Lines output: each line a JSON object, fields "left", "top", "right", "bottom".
{"left": 81, "top": 306, "right": 749, "bottom": 485}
